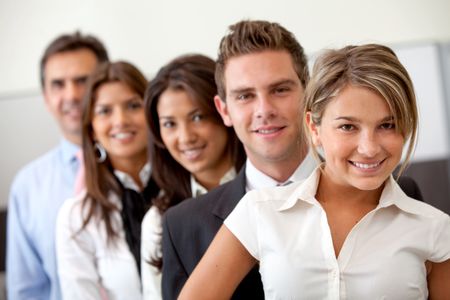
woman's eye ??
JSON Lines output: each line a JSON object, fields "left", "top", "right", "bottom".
{"left": 128, "top": 101, "right": 143, "bottom": 110}
{"left": 339, "top": 124, "right": 354, "bottom": 131}
{"left": 380, "top": 122, "right": 395, "bottom": 130}
{"left": 274, "top": 86, "right": 290, "bottom": 94}
{"left": 94, "top": 106, "right": 111, "bottom": 116}
{"left": 162, "top": 120, "right": 175, "bottom": 128}
{"left": 192, "top": 113, "right": 204, "bottom": 122}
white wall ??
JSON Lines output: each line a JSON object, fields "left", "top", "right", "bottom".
{"left": 1, "top": 0, "right": 450, "bottom": 208}
{"left": 1, "top": 0, "right": 450, "bottom": 94}
{"left": 394, "top": 43, "right": 450, "bottom": 161}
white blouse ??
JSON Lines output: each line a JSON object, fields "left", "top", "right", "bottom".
{"left": 224, "top": 168, "right": 450, "bottom": 300}
{"left": 140, "top": 168, "right": 236, "bottom": 300}
{"left": 56, "top": 164, "right": 150, "bottom": 300}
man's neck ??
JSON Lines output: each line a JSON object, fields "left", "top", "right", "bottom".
{"left": 249, "top": 143, "right": 308, "bottom": 183}
{"left": 64, "top": 133, "right": 82, "bottom": 147}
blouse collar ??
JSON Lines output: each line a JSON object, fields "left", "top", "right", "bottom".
{"left": 113, "top": 162, "right": 151, "bottom": 192}
{"left": 278, "top": 166, "right": 425, "bottom": 217}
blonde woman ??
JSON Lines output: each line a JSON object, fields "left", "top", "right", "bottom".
{"left": 180, "top": 44, "right": 450, "bottom": 299}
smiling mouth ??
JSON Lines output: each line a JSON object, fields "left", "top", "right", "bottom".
{"left": 253, "top": 126, "right": 285, "bottom": 134}
{"left": 349, "top": 159, "right": 385, "bottom": 170}
{"left": 112, "top": 132, "right": 135, "bottom": 140}
{"left": 181, "top": 146, "right": 205, "bottom": 159}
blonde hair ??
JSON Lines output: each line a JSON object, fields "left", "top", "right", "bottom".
{"left": 304, "top": 44, "right": 418, "bottom": 176}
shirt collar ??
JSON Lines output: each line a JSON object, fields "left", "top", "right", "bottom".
{"left": 278, "top": 166, "right": 322, "bottom": 211}
{"left": 60, "top": 138, "right": 80, "bottom": 165}
{"left": 113, "top": 162, "right": 151, "bottom": 192}
{"left": 245, "top": 150, "right": 318, "bottom": 192}
{"left": 190, "top": 167, "right": 237, "bottom": 197}
{"left": 278, "top": 167, "right": 419, "bottom": 214}
{"left": 376, "top": 175, "right": 416, "bottom": 213}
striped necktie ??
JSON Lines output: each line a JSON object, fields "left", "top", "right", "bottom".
{"left": 277, "top": 180, "right": 293, "bottom": 186}
{"left": 73, "top": 150, "right": 85, "bottom": 195}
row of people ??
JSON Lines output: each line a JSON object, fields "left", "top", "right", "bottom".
{"left": 7, "top": 19, "right": 450, "bottom": 300}
{"left": 7, "top": 30, "right": 243, "bottom": 299}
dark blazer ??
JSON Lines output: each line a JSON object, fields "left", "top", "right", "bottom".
{"left": 161, "top": 167, "right": 423, "bottom": 299}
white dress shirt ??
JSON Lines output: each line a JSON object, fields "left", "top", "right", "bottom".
{"left": 225, "top": 167, "right": 450, "bottom": 299}
{"left": 56, "top": 163, "right": 150, "bottom": 300}
{"left": 140, "top": 168, "right": 236, "bottom": 300}
{"left": 245, "top": 151, "right": 317, "bottom": 191}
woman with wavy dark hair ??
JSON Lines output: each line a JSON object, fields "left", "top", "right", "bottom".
{"left": 140, "top": 54, "right": 245, "bottom": 299}
{"left": 56, "top": 61, "right": 159, "bottom": 299}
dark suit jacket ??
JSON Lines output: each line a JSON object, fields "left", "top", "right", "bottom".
{"left": 161, "top": 167, "right": 423, "bottom": 299}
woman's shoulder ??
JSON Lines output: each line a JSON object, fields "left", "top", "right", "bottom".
{"left": 396, "top": 193, "right": 449, "bottom": 221}
{"left": 142, "top": 206, "right": 162, "bottom": 229}
{"left": 236, "top": 181, "right": 307, "bottom": 216}
{"left": 386, "top": 177, "right": 448, "bottom": 221}
{"left": 58, "top": 191, "right": 87, "bottom": 221}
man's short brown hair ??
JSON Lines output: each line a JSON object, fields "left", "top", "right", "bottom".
{"left": 215, "top": 20, "right": 309, "bottom": 100}
{"left": 39, "top": 31, "right": 109, "bottom": 88}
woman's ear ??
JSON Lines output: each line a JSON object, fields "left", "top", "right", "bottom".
{"left": 305, "top": 112, "right": 321, "bottom": 147}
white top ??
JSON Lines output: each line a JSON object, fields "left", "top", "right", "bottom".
{"left": 225, "top": 168, "right": 450, "bottom": 300}
{"left": 140, "top": 168, "right": 236, "bottom": 300}
{"left": 56, "top": 163, "right": 150, "bottom": 300}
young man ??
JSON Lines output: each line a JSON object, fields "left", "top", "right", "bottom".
{"left": 161, "top": 20, "right": 423, "bottom": 298}
{"left": 161, "top": 20, "right": 314, "bottom": 299}
{"left": 6, "top": 32, "right": 108, "bottom": 300}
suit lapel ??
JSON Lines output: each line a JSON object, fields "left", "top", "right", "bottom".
{"left": 211, "top": 166, "right": 246, "bottom": 220}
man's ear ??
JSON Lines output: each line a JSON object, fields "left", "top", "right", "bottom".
{"left": 305, "top": 112, "right": 321, "bottom": 147}
{"left": 214, "top": 95, "right": 233, "bottom": 127}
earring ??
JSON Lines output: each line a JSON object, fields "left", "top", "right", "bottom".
{"left": 94, "top": 142, "right": 107, "bottom": 163}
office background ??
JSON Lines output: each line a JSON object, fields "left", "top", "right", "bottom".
{"left": 1, "top": 1, "right": 450, "bottom": 296}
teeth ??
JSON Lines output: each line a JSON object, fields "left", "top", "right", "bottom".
{"left": 114, "top": 132, "right": 133, "bottom": 139}
{"left": 182, "top": 148, "right": 202, "bottom": 159}
{"left": 257, "top": 128, "right": 279, "bottom": 134}
{"left": 352, "top": 161, "right": 381, "bottom": 169}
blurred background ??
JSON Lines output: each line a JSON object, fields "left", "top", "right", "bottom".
{"left": 1, "top": 0, "right": 450, "bottom": 297}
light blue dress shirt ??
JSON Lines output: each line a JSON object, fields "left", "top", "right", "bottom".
{"left": 7, "top": 139, "right": 80, "bottom": 300}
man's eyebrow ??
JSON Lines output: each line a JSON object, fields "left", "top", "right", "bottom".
{"left": 73, "top": 75, "right": 89, "bottom": 82}
{"left": 50, "top": 78, "right": 64, "bottom": 85}
{"left": 268, "top": 79, "right": 297, "bottom": 89}
{"left": 50, "top": 75, "right": 90, "bottom": 84}
{"left": 229, "top": 87, "right": 254, "bottom": 96}
{"left": 228, "top": 78, "right": 298, "bottom": 97}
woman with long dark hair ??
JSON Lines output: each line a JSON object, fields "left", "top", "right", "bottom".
{"left": 140, "top": 54, "right": 245, "bottom": 299}
{"left": 56, "top": 61, "right": 159, "bottom": 299}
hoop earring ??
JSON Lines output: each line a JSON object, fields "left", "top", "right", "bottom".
{"left": 94, "top": 142, "right": 107, "bottom": 163}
